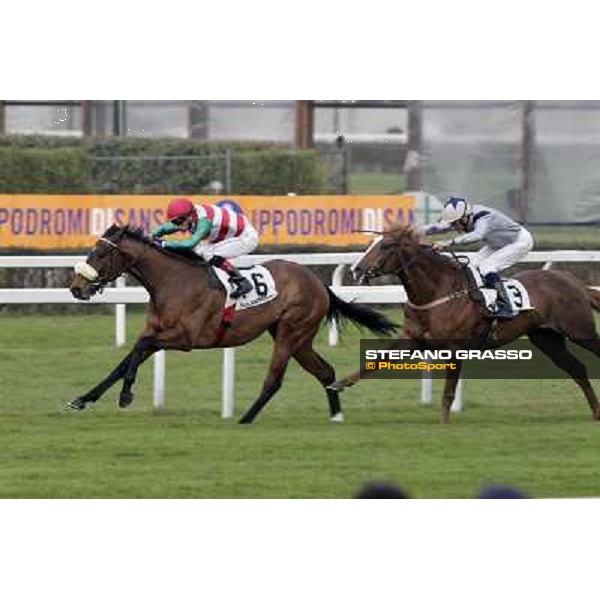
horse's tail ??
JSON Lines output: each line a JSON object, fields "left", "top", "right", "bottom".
{"left": 587, "top": 287, "right": 600, "bottom": 312}
{"left": 326, "top": 288, "right": 398, "bottom": 336}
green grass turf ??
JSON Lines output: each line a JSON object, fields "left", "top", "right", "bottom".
{"left": 528, "top": 225, "right": 600, "bottom": 250}
{"left": 349, "top": 172, "right": 406, "bottom": 195}
{"left": 2, "top": 311, "right": 600, "bottom": 498}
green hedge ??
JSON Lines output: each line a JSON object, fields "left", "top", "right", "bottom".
{"left": 0, "top": 135, "right": 282, "bottom": 152}
{"left": 232, "top": 149, "right": 327, "bottom": 194}
{"left": 91, "top": 138, "right": 280, "bottom": 156}
{"left": 0, "top": 147, "right": 91, "bottom": 193}
{"left": 0, "top": 134, "right": 87, "bottom": 149}
{"left": 0, "top": 135, "right": 327, "bottom": 194}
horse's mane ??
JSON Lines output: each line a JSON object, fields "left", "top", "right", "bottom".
{"left": 420, "top": 244, "right": 464, "bottom": 269}
{"left": 384, "top": 222, "right": 423, "bottom": 244}
{"left": 384, "top": 222, "right": 463, "bottom": 270}
{"left": 104, "top": 224, "right": 208, "bottom": 269}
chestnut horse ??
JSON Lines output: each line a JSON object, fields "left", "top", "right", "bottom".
{"left": 68, "top": 224, "right": 397, "bottom": 423}
{"left": 330, "top": 224, "right": 600, "bottom": 423}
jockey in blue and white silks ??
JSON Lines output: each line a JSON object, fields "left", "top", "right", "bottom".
{"left": 421, "top": 196, "right": 534, "bottom": 312}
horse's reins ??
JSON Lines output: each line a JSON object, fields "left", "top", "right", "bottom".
{"left": 354, "top": 229, "right": 481, "bottom": 311}
{"left": 89, "top": 236, "right": 149, "bottom": 293}
{"left": 405, "top": 249, "right": 477, "bottom": 310}
{"left": 405, "top": 289, "right": 470, "bottom": 310}
{"left": 368, "top": 242, "right": 477, "bottom": 311}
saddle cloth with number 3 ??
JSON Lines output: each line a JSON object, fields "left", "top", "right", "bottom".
{"left": 467, "top": 265, "right": 533, "bottom": 317}
{"left": 213, "top": 264, "right": 278, "bottom": 310}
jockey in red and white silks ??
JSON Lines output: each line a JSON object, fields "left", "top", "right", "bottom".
{"left": 191, "top": 203, "right": 258, "bottom": 261}
{"left": 152, "top": 198, "right": 259, "bottom": 299}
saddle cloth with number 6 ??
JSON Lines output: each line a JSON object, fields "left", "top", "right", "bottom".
{"left": 213, "top": 264, "right": 278, "bottom": 310}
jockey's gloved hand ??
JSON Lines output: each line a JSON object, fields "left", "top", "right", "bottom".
{"left": 153, "top": 238, "right": 164, "bottom": 248}
{"left": 432, "top": 240, "right": 452, "bottom": 252}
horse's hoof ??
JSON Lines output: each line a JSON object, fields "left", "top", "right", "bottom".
{"left": 119, "top": 392, "right": 133, "bottom": 408}
{"left": 327, "top": 382, "right": 346, "bottom": 393}
{"left": 67, "top": 397, "right": 87, "bottom": 411}
{"left": 330, "top": 413, "right": 345, "bottom": 423}
{"left": 238, "top": 417, "right": 253, "bottom": 425}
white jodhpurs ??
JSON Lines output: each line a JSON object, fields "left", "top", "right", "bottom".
{"left": 472, "top": 228, "right": 534, "bottom": 275}
{"left": 194, "top": 223, "right": 259, "bottom": 261}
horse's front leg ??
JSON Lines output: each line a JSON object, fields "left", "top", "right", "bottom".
{"left": 118, "top": 335, "right": 159, "bottom": 408}
{"left": 68, "top": 351, "right": 134, "bottom": 410}
{"left": 440, "top": 359, "right": 463, "bottom": 424}
{"left": 117, "top": 323, "right": 192, "bottom": 408}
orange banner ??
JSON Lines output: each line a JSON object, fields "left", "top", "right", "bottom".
{"left": 0, "top": 194, "right": 415, "bottom": 249}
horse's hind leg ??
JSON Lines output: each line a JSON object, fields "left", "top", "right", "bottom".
{"left": 529, "top": 329, "right": 600, "bottom": 419}
{"left": 68, "top": 352, "right": 134, "bottom": 410}
{"left": 293, "top": 342, "right": 343, "bottom": 422}
{"left": 440, "top": 360, "right": 463, "bottom": 424}
{"left": 329, "top": 334, "right": 417, "bottom": 392}
{"left": 239, "top": 338, "right": 293, "bottom": 424}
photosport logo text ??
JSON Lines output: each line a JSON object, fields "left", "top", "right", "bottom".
{"left": 359, "top": 340, "right": 600, "bottom": 380}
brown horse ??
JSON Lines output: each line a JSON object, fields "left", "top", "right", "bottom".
{"left": 68, "top": 224, "right": 397, "bottom": 423}
{"left": 330, "top": 224, "right": 600, "bottom": 422}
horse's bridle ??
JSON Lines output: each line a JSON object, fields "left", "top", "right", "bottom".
{"left": 77, "top": 236, "right": 147, "bottom": 295}
{"left": 359, "top": 240, "right": 422, "bottom": 284}
{"left": 359, "top": 242, "right": 480, "bottom": 310}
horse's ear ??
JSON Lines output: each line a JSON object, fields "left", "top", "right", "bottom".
{"left": 114, "top": 223, "right": 127, "bottom": 239}
{"left": 408, "top": 224, "right": 424, "bottom": 243}
{"left": 103, "top": 223, "right": 122, "bottom": 239}
{"left": 381, "top": 229, "right": 398, "bottom": 239}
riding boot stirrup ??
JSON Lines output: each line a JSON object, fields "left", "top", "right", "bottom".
{"left": 229, "top": 273, "right": 253, "bottom": 299}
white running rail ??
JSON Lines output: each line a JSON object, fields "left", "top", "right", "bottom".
{"left": 1, "top": 250, "right": 599, "bottom": 416}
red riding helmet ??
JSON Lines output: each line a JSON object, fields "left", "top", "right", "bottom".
{"left": 166, "top": 198, "right": 197, "bottom": 223}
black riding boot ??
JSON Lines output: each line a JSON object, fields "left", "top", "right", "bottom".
{"left": 210, "top": 256, "right": 253, "bottom": 299}
{"left": 228, "top": 268, "right": 253, "bottom": 299}
{"left": 493, "top": 280, "right": 513, "bottom": 317}
{"left": 484, "top": 272, "right": 512, "bottom": 318}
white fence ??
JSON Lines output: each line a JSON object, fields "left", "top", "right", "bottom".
{"left": 0, "top": 283, "right": 402, "bottom": 415}
{"left": 1, "top": 251, "right": 600, "bottom": 417}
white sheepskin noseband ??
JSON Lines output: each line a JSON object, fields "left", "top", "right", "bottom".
{"left": 74, "top": 261, "right": 99, "bottom": 282}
